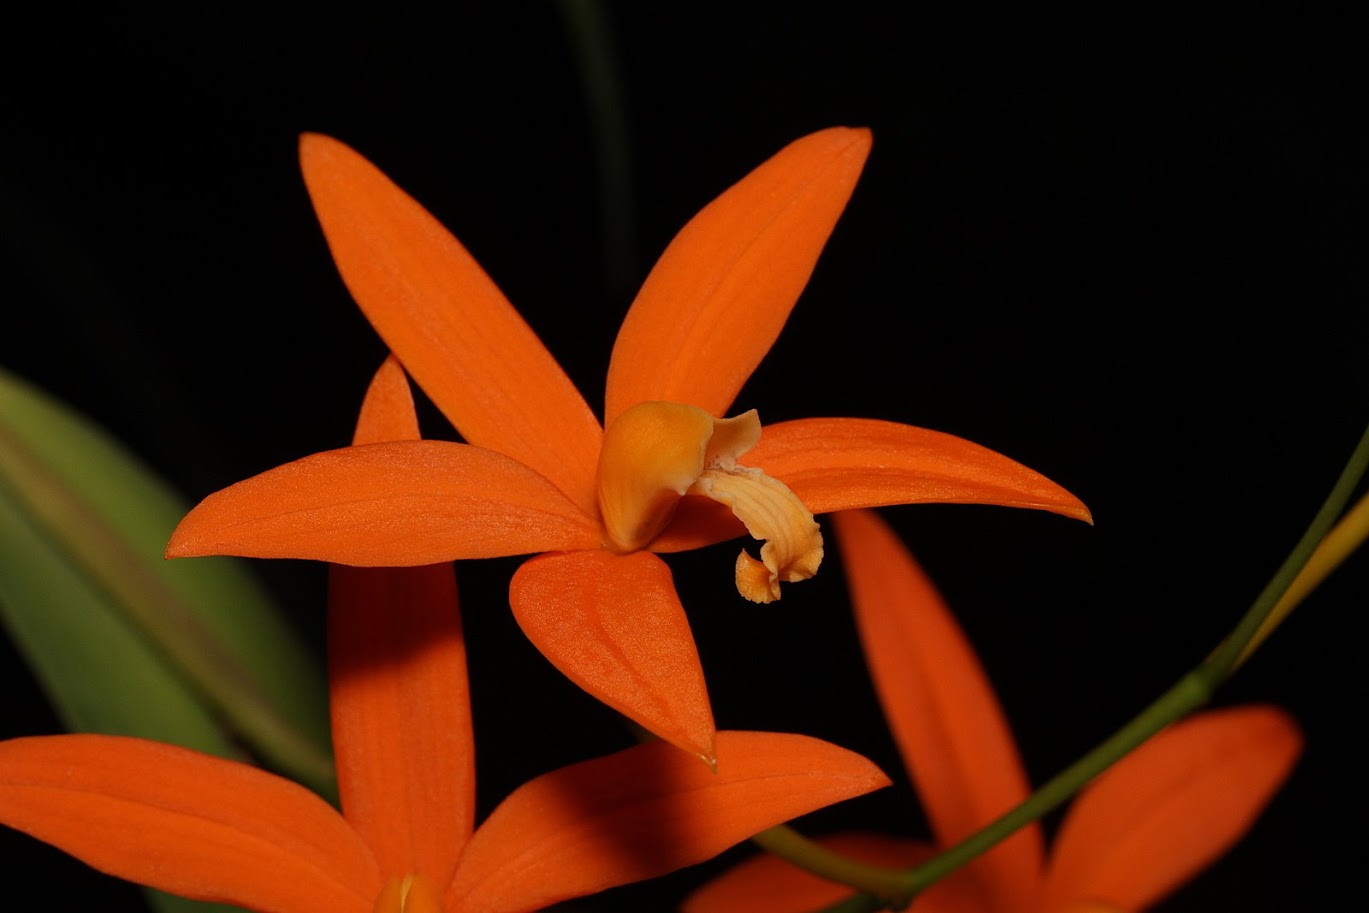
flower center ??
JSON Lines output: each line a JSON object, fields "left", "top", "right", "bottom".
{"left": 597, "top": 401, "right": 823, "bottom": 603}
{"left": 372, "top": 873, "right": 442, "bottom": 913}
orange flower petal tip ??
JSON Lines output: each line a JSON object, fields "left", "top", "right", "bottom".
{"left": 712, "top": 731, "right": 891, "bottom": 794}
{"left": 1060, "top": 498, "right": 1092, "bottom": 525}
{"left": 299, "top": 131, "right": 353, "bottom": 168}
{"left": 509, "top": 549, "right": 718, "bottom": 763}
{"left": 806, "top": 126, "right": 871, "bottom": 160}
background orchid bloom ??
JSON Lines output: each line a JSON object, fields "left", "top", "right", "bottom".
{"left": 684, "top": 510, "right": 1303, "bottom": 913}
{"left": 167, "top": 128, "right": 1091, "bottom": 763}
{"left": 0, "top": 359, "right": 892, "bottom": 913}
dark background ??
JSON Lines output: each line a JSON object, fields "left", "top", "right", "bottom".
{"left": 2, "top": 4, "right": 1364, "bottom": 911}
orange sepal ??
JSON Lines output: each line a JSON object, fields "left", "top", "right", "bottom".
{"left": 750, "top": 418, "right": 1092, "bottom": 523}
{"left": 509, "top": 549, "right": 716, "bottom": 762}
{"left": 329, "top": 563, "right": 473, "bottom": 888}
{"left": 330, "top": 352, "right": 475, "bottom": 883}
{"left": 167, "top": 440, "right": 601, "bottom": 565}
{"left": 605, "top": 127, "right": 872, "bottom": 424}
{"left": 0, "top": 734, "right": 380, "bottom": 913}
{"left": 300, "top": 133, "right": 603, "bottom": 516}
{"left": 447, "top": 731, "right": 891, "bottom": 913}
{"left": 353, "top": 355, "right": 421, "bottom": 445}
{"left": 1040, "top": 706, "right": 1302, "bottom": 912}
{"left": 834, "top": 510, "right": 1043, "bottom": 910}
{"left": 683, "top": 832, "right": 930, "bottom": 913}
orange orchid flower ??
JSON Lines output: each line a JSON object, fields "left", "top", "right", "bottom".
{"left": 0, "top": 359, "right": 891, "bottom": 913}
{"left": 167, "top": 127, "right": 1091, "bottom": 763}
{"left": 685, "top": 510, "right": 1303, "bottom": 913}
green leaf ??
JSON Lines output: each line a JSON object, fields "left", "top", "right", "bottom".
{"left": 0, "top": 368, "right": 333, "bottom": 792}
{"left": 0, "top": 478, "right": 232, "bottom": 746}
{"left": 0, "top": 419, "right": 254, "bottom": 913}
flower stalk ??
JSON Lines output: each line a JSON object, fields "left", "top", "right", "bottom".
{"left": 752, "top": 423, "right": 1369, "bottom": 912}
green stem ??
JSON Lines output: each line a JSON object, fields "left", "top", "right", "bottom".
{"left": 1237, "top": 489, "right": 1369, "bottom": 668}
{"left": 751, "top": 825, "right": 910, "bottom": 902}
{"left": 555, "top": 0, "right": 636, "bottom": 298}
{"left": 1206, "top": 422, "right": 1369, "bottom": 679}
{"left": 813, "top": 893, "right": 891, "bottom": 913}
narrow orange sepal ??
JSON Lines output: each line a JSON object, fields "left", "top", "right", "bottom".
{"left": 0, "top": 735, "right": 380, "bottom": 913}
{"left": 834, "top": 510, "right": 1042, "bottom": 909}
{"left": 751, "top": 417, "right": 1092, "bottom": 523}
{"left": 353, "top": 355, "right": 422, "bottom": 445}
{"left": 330, "top": 563, "right": 473, "bottom": 888}
{"left": 300, "top": 133, "right": 604, "bottom": 516}
{"left": 448, "top": 732, "right": 890, "bottom": 913}
{"left": 606, "top": 127, "right": 872, "bottom": 423}
{"left": 330, "top": 353, "right": 475, "bottom": 886}
{"left": 1041, "top": 705, "right": 1302, "bottom": 912}
{"left": 167, "top": 440, "right": 601, "bottom": 565}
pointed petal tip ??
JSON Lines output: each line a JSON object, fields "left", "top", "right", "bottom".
{"left": 510, "top": 550, "right": 719, "bottom": 764}
{"left": 164, "top": 521, "right": 202, "bottom": 559}
{"left": 698, "top": 740, "right": 720, "bottom": 773}
{"left": 804, "top": 125, "right": 872, "bottom": 155}
{"left": 298, "top": 131, "right": 346, "bottom": 163}
{"left": 1068, "top": 499, "right": 1094, "bottom": 525}
{"left": 836, "top": 125, "right": 873, "bottom": 151}
{"left": 814, "top": 125, "right": 873, "bottom": 176}
{"left": 645, "top": 716, "right": 721, "bottom": 769}
{"left": 298, "top": 133, "right": 373, "bottom": 190}
{"left": 656, "top": 718, "right": 719, "bottom": 769}
{"left": 641, "top": 719, "right": 720, "bottom": 770}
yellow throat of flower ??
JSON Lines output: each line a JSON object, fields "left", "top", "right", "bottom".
{"left": 373, "top": 874, "right": 442, "bottom": 913}
{"left": 597, "top": 401, "right": 823, "bottom": 603}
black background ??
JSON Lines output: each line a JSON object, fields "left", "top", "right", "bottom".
{"left": 2, "top": 4, "right": 1364, "bottom": 911}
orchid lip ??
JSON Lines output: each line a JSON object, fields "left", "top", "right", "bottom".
{"left": 596, "top": 401, "right": 823, "bottom": 601}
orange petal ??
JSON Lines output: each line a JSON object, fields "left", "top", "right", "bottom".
{"left": 751, "top": 418, "right": 1092, "bottom": 523}
{"left": 683, "top": 832, "right": 931, "bottom": 913}
{"left": 300, "top": 133, "right": 603, "bottom": 516}
{"left": 833, "top": 510, "right": 1043, "bottom": 910}
{"left": 1040, "top": 706, "right": 1302, "bottom": 912}
{"left": 508, "top": 549, "right": 716, "bottom": 762}
{"left": 447, "top": 731, "right": 890, "bottom": 913}
{"left": 0, "top": 734, "right": 379, "bottom": 913}
{"left": 353, "top": 355, "right": 421, "bottom": 445}
{"left": 604, "top": 128, "right": 872, "bottom": 424}
{"left": 328, "top": 352, "right": 474, "bottom": 885}
{"left": 329, "top": 564, "right": 473, "bottom": 888}
{"left": 167, "top": 441, "right": 601, "bottom": 565}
